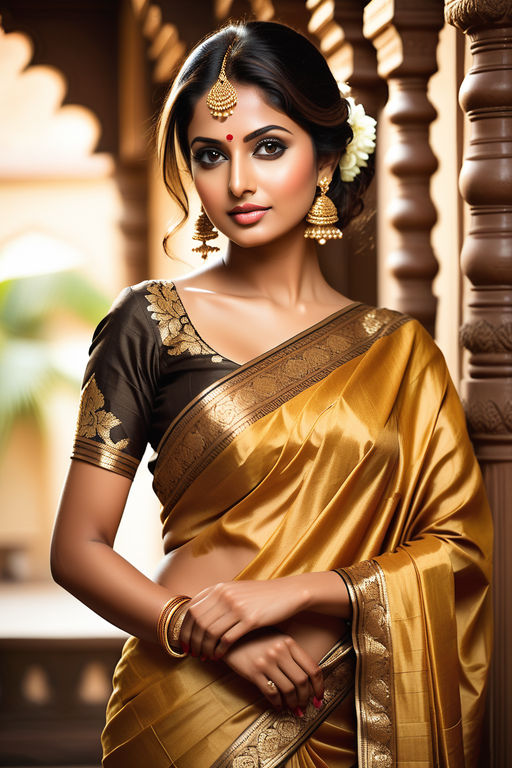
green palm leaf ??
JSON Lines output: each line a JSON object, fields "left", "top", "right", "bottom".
{"left": 0, "top": 271, "right": 110, "bottom": 452}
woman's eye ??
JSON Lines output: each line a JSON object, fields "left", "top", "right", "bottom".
{"left": 254, "top": 139, "right": 286, "bottom": 158}
{"left": 193, "top": 148, "right": 225, "bottom": 166}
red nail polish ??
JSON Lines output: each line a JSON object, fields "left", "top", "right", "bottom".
{"left": 190, "top": 651, "right": 197, "bottom": 657}
{"left": 200, "top": 655, "right": 207, "bottom": 661}
{"left": 294, "top": 707, "right": 304, "bottom": 718}
{"left": 313, "top": 697, "right": 323, "bottom": 709}
{"left": 181, "top": 643, "right": 189, "bottom": 654}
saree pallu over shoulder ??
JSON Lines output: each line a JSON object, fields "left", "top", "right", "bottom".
{"left": 153, "top": 303, "right": 407, "bottom": 531}
{"left": 104, "top": 307, "right": 492, "bottom": 768}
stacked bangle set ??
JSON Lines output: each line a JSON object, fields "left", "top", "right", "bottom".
{"left": 157, "top": 595, "right": 191, "bottom": 658}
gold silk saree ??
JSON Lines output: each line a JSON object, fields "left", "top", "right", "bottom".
{"left": 101, "top": 303, "right": 492, "bottom": 768}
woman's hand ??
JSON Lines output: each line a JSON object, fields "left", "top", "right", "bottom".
{"left": 179, "top": 577, "right": 310, "bottom": 658}
{"left": 222, "top": 629, "right": 324, "bottom": 713}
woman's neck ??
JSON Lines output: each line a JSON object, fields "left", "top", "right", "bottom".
{"left": 218, "top": 223, "right": 330, "bottom": 308}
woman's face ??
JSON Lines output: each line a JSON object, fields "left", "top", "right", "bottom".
{"left": 187, "top": 83, "right": 320, "bottom": 248}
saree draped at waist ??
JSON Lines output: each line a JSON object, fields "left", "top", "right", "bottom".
{"left": 102, "top": 305, "right": 492, "bottom": 768}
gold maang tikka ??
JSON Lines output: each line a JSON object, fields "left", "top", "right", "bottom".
{"left": 206, "top": 46, "right": 238, "bottom": 119}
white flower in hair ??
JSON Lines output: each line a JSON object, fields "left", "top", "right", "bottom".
{"left": 339, "top": 96, "right": 376, "bottom": 183}
{"left": 337, "top": 80, "right": 351, "bottom": 98}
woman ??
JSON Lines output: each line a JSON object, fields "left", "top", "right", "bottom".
{"left": 51, "top": 20, "right": 492, "bottom": 768}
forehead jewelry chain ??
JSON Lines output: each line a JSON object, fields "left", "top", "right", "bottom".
{"left": 206, "top": 46, "right": 238, "bottom": 119}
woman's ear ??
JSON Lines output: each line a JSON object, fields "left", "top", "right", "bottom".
{"left": 317, "top": 152, "right": 341, "bottom": 180}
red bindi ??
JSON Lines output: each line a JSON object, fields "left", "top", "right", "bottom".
{"left": 226, "top": 134, "right": 233, "bottom": 141}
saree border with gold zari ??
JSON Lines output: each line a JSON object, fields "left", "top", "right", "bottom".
{"left": 153, "top": 303, "right": 408, "bottom": 513}
{"left": 334, "top": 562, "right": 395, "bottom": 768}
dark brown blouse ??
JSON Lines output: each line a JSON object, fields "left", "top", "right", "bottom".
{"left": 71, "top": 281, "right": 239, "bottom": 479}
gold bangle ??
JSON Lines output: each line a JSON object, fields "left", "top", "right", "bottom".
{"left": 163, "top": 598, "right": 190, "bottom": 658}
{"left": 157, "top": 597, "right": 183, "bottom": 650}
{"left": 168, "top": 599, "right": 190, "bottom": 651}
{"left": 157, "top": 596, "right": 190, "bottom": 659}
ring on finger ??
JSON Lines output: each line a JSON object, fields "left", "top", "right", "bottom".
{"left": 267, "top": 679, "right": 277, "bottom": 691}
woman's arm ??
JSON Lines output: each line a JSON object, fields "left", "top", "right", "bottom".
{"left": 51, "top": 459, "right": 174, "bottom": 643}
{"left": 52, "top": 459, "right": 324, "bottom": 712}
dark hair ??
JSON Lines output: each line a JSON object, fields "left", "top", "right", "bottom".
{"left": 157, "top": 20, "right": 375, "bottom": 248}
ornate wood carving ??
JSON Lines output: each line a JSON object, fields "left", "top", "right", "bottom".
{"left": 363, "top": 0, "right": 444, "bottom": 335}
{"left": 445, "top": 0, "right": 512, "bottom": 29}
{"left": 117, "top": 1, "right": 152, "bottom": 284}
{"left": 445, "top": 2, "right": 512, "bottom": 765}
{"left": 460, "top": 319, "right": 512, "bottom": 354}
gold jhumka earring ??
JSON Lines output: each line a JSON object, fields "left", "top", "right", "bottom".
{"left": 304, "top": 177, "right": 343, "bottom": 245}
{"left": 192, "top": 207, "right": 220, "bottom": 260}
{"left": 206, "top": 45, "right": 238, "bottom": 118}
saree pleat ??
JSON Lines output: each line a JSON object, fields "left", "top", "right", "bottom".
{"left": 102, "top": 307, "right": 491, "bottom": 768}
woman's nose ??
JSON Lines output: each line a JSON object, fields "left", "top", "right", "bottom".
{"left": 228, "top": 153, "right": 256, "bottom": 198}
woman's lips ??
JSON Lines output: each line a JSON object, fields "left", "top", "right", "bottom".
{"left": 228, "top": 206, "right": 271, "bottom": 225}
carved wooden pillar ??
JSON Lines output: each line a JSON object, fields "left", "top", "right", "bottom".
{"left": 116, "top": 159, "right": 149, "bottom": 285}
{"left": 308, "top": 0, "right": 385, "bottom": 305}
{"left": 363, "top": 0, "right": 444, "bottom": 335}
{"left": 445, "top": 2, "right": 512, "bottom": 765}
{"left": 116, "top": 0, "right": 152, "bottom": 285}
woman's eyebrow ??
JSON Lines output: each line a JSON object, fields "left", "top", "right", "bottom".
{"left": 190, "top": 136, "right": 223, "bottom": 148}
{"left": 243, "top": 125, "right": 292, "bottom": 142}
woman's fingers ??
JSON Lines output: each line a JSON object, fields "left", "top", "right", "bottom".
{"left": 191, "top": 614, "right": 239, "bottom": 659}
{"left": 253, "top": 636, "right": 321, "bottom": 711}
{"left": 271, "top": 660, "right": 311, "bottom": 710}
{"left": 286, "top": 636, "right": 324, "bottom": 702}
{"left": 179, "top": 600, "right": 241, "bottom": 658}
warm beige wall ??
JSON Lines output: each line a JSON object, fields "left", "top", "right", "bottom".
{"left": 0, "top": 177, "right": 122, "bottom": 287}
{"left": 0, "top": 171, "right": 168, "bottom": 581}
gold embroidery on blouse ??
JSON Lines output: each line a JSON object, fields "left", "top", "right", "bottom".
{"left": 145, "top": 281, "right": 220, "bottom": 358}
{"left": 338, "top": 560, "right": 395, "bottom": 768}
{"left": 211, "top": 638, "right": 355, "bottom": 768}
{"left": 154, "top": 305, "right": 409, "bottom": 510}
{"left": 75, "top": 374, "right": 129, "bottom": 450}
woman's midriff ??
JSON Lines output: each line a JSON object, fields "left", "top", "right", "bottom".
{"left": 154, "top": 539, "right": 347, "bottom": 663}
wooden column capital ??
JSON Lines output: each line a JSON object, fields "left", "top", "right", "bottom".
{"left": 445, "top": 0, "right": 512, "bottom": 31}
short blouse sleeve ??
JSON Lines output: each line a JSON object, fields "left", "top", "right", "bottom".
{"left": 71, "top": 285, "right": 159, "bottom": 480}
